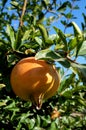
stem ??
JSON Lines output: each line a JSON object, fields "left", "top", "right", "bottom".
{"left": 20, "top": 0, "right": 27, "bottom": 27}
{"left": 66, "top": 55, "right": 78, "bottom": 64}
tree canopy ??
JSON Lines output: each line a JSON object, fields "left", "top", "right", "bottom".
{"left": 0, "top": 0, "right": 86, "bottom": 129}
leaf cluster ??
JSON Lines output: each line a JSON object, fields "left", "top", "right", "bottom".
{"left": 0, "top": 0, "right": 86, "bottom": 129}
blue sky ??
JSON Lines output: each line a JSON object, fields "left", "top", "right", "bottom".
{"left": 3, "top": 0, "right": 86, "bottom": 65}
{"left": 4, "top": 0, "right": 86, "bottom": 32}
{"left": 49, "top": 0, "right": 86, "bottom": 34}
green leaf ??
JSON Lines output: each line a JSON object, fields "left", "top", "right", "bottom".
{"left": 82, "top": 13, "right": 86, "bottom": 25}
{"left": 10, "top": 1, "right": 19, "bottom": 8}
{"left": 27, "top": 118, "right": 35, "bottom": 129}
{"left": 33, "top": 127, "right": 45, "bottom": 130}
{"left": 48, "top": 122, "right": 57, "bottom": 130}
{"left": 35, "top": 49, "right": 70, "bottom": 68}
{"left": 14, "top": 28, "right": 23, "bottom": 50}
{"left": 60, "top": 85, "right": 86, "bottom": 98}
{"left": 41, "top": 116, "right": 51, "bottom": 127}
{"left": 70, "top": 63, "right": 86, "bottom": 84}
{"left": 78, "top": 67, "right": 86, "bottom": 85}
{"left": 71, "top": 22, "right": 82, "bottom": 37}
{"left": 42, "top": 0, "right": 47, "bottom": 9}
{"left": 78, "top": 41, "right": 86, "bottom": 56}
{"left": 46, "top": 34, "right": 57, "bottom": 45}
{"left": 6, "top": 24, "right": 15, "bottom": 49}
{"left": 35, "top": 37, "right": 42, "bottom": 46}
{"left": 0, "top": 84, "right": 6, "bottom": 89}
{"left": 73, "top": 85, "right": 86, "bottom": 92}
{"left": 75, "top": 96, "right": 86, "bottom": 107}
{"left": 60, "top": 88, "right": 73, "bottom": 98}
{"left": 38, "top": 24, "right": 48, "bottom": 43}
{"left": 59, "top": 60, "right": 70, "bottom": 68}
{"left": 0, "top": 101, "right": 6, "bottom": 107}
{"left": 35, "top": 114, "right": 41, "bottom": 127}
{"left": 57, "top": 1, "right": 71, "bottom": 11}
{"left": 53, "top": 26, "right": 67, "bottom": 51}
{"left": 68, "top": 37, "right": 77, "bottom": 51}
{"left": 37, "top": 12, "right": 45, "bottom": 23}
{"left": 68, "top": 22, "right": 83, "bottom": 57}
{"left": 71, "top": 21, "right": 83, "bottom": 57}
{"left": 58, "top": 73, "right": 75, "bottom": 93}
{"left": 25, "top": 48, "right": 35, "bottom": 55}
{"left": 5, "top": 101, "right": 16, "bottom": 110}
{"left": 61, "top": 13, "right": 74, "bottom": 19}
{"left": 21, "top": 30, "right": 32, "bottom": 42}
{"left": 35, "top": 49, "right": 61, "bottom": 61}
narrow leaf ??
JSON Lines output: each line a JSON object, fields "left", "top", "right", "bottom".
{"left": 71, "top": 22, "right": 82, "bottom": 36}
{"left": 21, "top": 30, "right": 31, "bottom": 42}
{"left": 57, "top": 1, "right": 71, "bottom": 11}
{"left": 53, "top": 26, "right": 67, "bottom": 50}
{"left": 6, "top": 24, "right": 15, "bottom": 49}
{"left": 15, "top": 28, "right": 23, "bottom": 50}
{"left": 69, "top": 37, "right": 77, "bottom": 51}
{"left": 38, "top": 24, "right": 48, "bottom": 43}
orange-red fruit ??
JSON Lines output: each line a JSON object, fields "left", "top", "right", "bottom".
{"left": 10, "top": 57, "right": 60, "bottom": 109}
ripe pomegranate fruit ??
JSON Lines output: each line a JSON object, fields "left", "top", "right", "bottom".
{"left": 10, "top": 57, "right": 60, "bottom": 109}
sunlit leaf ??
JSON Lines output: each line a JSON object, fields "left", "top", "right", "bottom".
{"left": 6, "top": 24, "right": 15, "bottom": 49}
{"left": 48, "top": 122, "right": 57, "bottom": 130}
{"left": 75, "top": 96, "right": 86, "bottom": 107}
{"left": 0, "top": 101, "right": 6, "bottom": 107}
{"left": 0, "top": 0, "right": 86, "bottom": 129}
{"left": 10, "top": 1, "right": 19, "bottom": 8}
{"left": 36, "top": 49, "right": 70, "bottom": 68}
{"left": 0, "top": 84, "right": 6, "bottom": 89}
{"left": 53, "top": 26, "right": 67, "bottom": 51}
{"left": 60, "top": 88, "right": 73, "bottom": 98}
{"left": 25, "top": 48, "right": 35, "bottom": 55}
{"left": 21, "top": 30, "right": 32, "bottom": 42}
{"left": 33, "top": 127, "right": 45, "bottom": 130}
{"left": 27, "top": 118, "right": 35, "bottom": 129}
{"left": 35, "top": 37, "right": 42, "bottom": 46}
{"left": 35, "top": 49, "right": 61, "bottom": 61}
{"left": 14, "top": 28, "right": 23, "bottom": 50}
{"left": 38, "top": 24, "right": 48, "bottom": 44}
{"left": 70, "top": 22, "right": 82, "bottom": 36}
{"left": 68, "top": 37, "right": 77, "bottom": 51}
{"left": 78, "top": 41, "right": 86, "bottom": 56}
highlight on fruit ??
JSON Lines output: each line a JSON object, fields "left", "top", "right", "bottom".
{"left": 10, "top": 57, "right": 60, "bottom": 109}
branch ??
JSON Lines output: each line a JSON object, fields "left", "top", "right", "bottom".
{"left": 66, "top": 55, "right": 79, "bottom": 64}
{"left": 20, "top": 0, "right": 27, "bottom": 27}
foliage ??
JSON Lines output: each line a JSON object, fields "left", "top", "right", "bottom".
{"left": 0, "top": 0, "right": 86, "bottom": 129}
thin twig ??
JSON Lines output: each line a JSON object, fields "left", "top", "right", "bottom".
{"left": 66, "top": 55, "right": 78, "bottom": 64}
{"left": 20, "top": 0, "right": 27, "bottom": 27}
